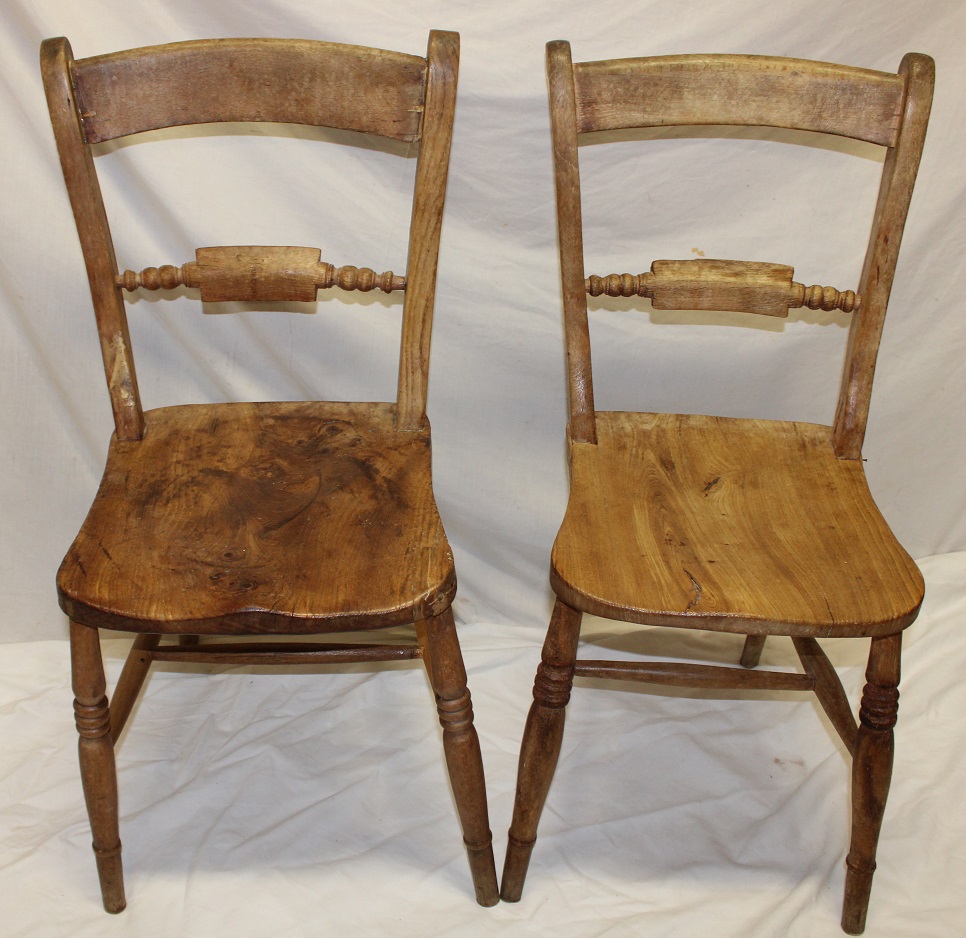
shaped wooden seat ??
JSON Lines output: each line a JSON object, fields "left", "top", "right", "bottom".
{"left": 502, "top": 43, "right": 933, "bottom": 935}
{"left": 59, "top": 402, "right": 455, "bottom": 633}
{"left": 42, "top": 32, "right": 498, "bottom": 912}
{"left": 553, "top": 414, "right": 923, "bottom": 636}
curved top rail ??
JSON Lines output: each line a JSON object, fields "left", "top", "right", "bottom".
{"left": 573, "top": 53, "right": 905, "bottom": 145}
{"left": 72, "top": 38, "right": 427, "bottom": 143}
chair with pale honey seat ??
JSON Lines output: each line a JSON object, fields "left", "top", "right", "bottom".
{"left": 42, "top": 32, "right": 499, "bottom": 911}
{"left": 501, "top": 43, "right": 933, "bottom": 934}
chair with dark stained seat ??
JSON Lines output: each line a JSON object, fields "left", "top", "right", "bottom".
{"left": 501, "top": 42, "right": 933, "bottom": 935}
{"left": 42, "top": 31, "right": 498, "bottom": 912}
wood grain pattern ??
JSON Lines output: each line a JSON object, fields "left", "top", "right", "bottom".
{"left": 57, "top": 402, "right": 456, "bottom": 633}
{"left": 72, "top": 39, "right": 426, "bottom": 143}
{"left": 573, "top": 54, "right": 904, "bottom": 145}
{"left": 192, "top": 246, "right": 326, "bottom": 302}
{"left": 551, "top": 413, "right": 924, "bottom": 637}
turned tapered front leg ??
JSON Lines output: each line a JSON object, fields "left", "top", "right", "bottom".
{"left": 70, "top": 621, "right": 125, "bottom": 913}
{"left": 501, "top": 599, "right": 582, "bottom": 902}
{"left": 842, "top": 633, "right": 901, "bottom": 935}
{"left": 421, "top": 609, "right": 499, "bottom": 907}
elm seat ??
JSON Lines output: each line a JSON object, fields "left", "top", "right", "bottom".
{"left": 58, "top": 402, "right": 456, "bottom": 633}
{"left": 552, "top": 413, "right": 923, "bottom": 637}
{"left": 42, "top": 31, "right": 498, "bottom": 914}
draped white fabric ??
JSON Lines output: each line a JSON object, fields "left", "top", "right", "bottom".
{"left": 2, "top": 553, "right": 965, "bottom": 936}
{"left": 1, "top": 0, "right": 964, "bottom": 934}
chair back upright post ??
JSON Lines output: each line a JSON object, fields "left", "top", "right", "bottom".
{"left": 833, "top": 53, "right": 933, "bottom": 458}
{"left": 547, "top": 40, "right": 597, "bottom": 445}
{"left": 396, "top": 30, "right": 459, "bottom": 430}
{"left": 41, "top": 37, "right": 144, "bottom": 441}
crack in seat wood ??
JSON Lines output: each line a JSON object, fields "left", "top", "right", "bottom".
{"left": 42, "top": 32, "right": 498, "bottom": 912}
{"left": 501, "top": 43, "right": 933, "bottom": 935}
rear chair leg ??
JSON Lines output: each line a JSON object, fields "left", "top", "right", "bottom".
{"left": 501, "top": 599, "right": 582, "bottom": 901}
{"left": 414, "top": 618, "right": 434, "bottom": 689}
{"left": 740, "top": 634, "right": 766, "bottom": 668}
{"left": 70, "top": 620, "right": 125, "bottom": 913}
{"left": 842, "top": 633, "right": 902, "bottom": 935}
{"left": 109, "top": 634, "right": 159, "bottom": 741}
{"left": 421, "top": 609, "right": 499, "bottom": 906}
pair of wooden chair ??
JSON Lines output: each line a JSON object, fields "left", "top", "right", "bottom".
{"left": 43, "top": 31, "right": 932, "bottom": 936}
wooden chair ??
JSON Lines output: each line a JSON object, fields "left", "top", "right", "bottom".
{"left": 502, "top": 42, "right": 933, "bottom": 934}
{"left": 41, "top": 32, "right": 499, "bottom": 911}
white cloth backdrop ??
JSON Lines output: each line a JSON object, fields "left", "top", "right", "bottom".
{"left": 1, "top": 1, "right": 963, "bottom": 935}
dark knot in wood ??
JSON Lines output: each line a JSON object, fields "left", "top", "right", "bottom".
{"left": 74, "top": 696, "right": 111, "bottom": 739}
{"left": 858, "top": 683, "right": 899, "bottom": 730}
{"left": 533, "top": 662, "right": 575, "bottom": 708}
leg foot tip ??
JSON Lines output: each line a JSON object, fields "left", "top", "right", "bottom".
{"left": 500, "top": 835, "right": 534, "bottom": 902}
{"left": 841, "top": 898, "right": 868, "bottom": 934}
{"left": 466, "top": 845, "right": 499, "bottom": 908}
{"left": 499, "top": 866, "right": 526, "bottom": 902}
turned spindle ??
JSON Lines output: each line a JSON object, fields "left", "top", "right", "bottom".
{"left": 116, "top": 264, "right": 191, "bottom": 291}
{"left": 116, "top": 245, "right": 406, "bottom": 302}
{"left": 586, "top": 259, "right": 860, "bottom": 316}
{"left": 789, "top": 281, "right": 860, "bottom": 312}
{"left": 315, "top": 262, "right": 406, "bottom": 294}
